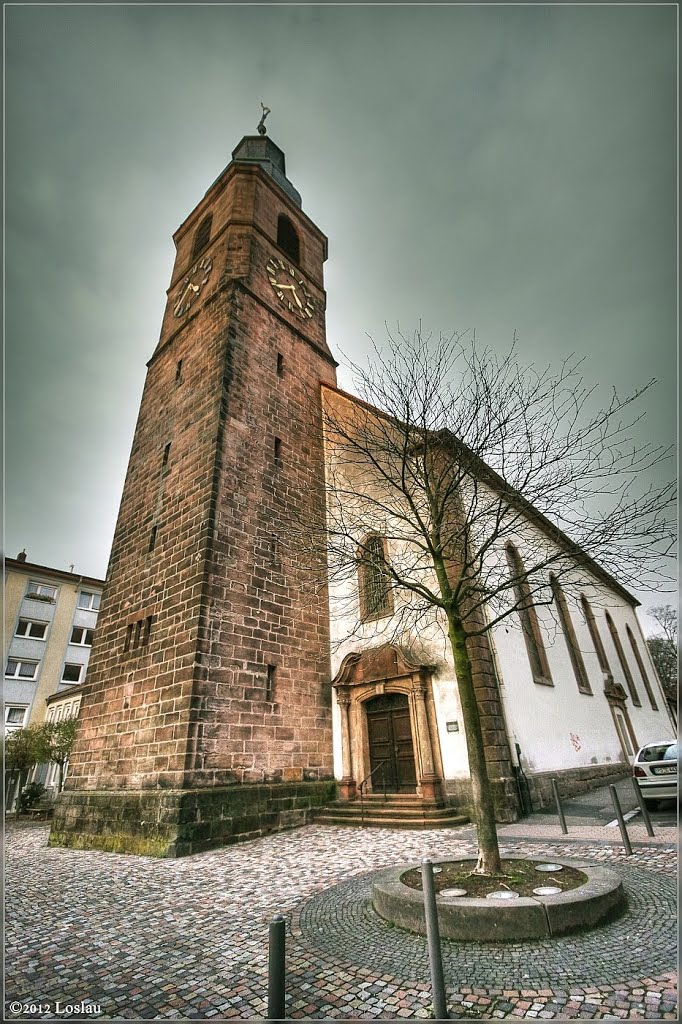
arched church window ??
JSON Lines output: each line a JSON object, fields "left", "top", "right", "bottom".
{"left": 505, "top": 544, "right": 552, "bottom": 685}
{"left": 277, "top": 214, "right": 300, "bottom": 263}
{"left": 580, "top": 595, "right": 611, "bottom": 677}
{"left": 191, "top": 214, "right": 212, "bottom": 260}
{"left": 605, "top": 613, "right": 641, "bottom": 706}
{"left": 550, "top": 576, "right": 591, "bottom": 694}
{"left": 626, "top": 624, "right": 658, "bottom": 710}
{"left": 359, "top": 534, "right": 393, "bottom": 621}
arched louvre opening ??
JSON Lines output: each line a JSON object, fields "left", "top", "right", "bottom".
{"left": 277, "top": 214, "right": 300, "bottom": 263}
{"left": 191, "top": 214, "right": 212, "bottom": 260}
{"left": 505, "top": 544, "right": 552, "bottom": 685}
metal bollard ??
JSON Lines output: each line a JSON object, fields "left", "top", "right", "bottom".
{"left": 551, "top": 778, "right": 568, "bottom": 834}
{"left": 631, "top": 777, "right": 655, "bottom": 837}
{"left": 422, "top": 859, "right": 448, "bottom": 1020}
{"left": 267, "top": 914, "right": 286, "bottom": 1019}
{"left": 609, "top": 785, "right": 633, "bottom": 856}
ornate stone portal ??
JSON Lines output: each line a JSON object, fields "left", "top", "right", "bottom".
{"left": 603, "top": 675, "right": 639, "bottom": 761}
{"left": 332, "top": 645, "right": 445, "bottom": 806}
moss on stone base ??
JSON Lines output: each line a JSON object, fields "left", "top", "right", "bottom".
{"left": 50, "top": 780, "right": 336, "bottom": 857}
{"left": 48, "top": 829, "right": 173, "bottom": 858}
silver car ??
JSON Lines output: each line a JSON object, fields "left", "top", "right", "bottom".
{"left": 633, "top": 740, "right": 679, "bottom": 807}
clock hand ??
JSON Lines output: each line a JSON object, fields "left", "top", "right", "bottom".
{"left": 277, "top": 281, "right": 304, "bottom": 309}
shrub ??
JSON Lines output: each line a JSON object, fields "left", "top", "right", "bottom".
{"left": 17, "top": 782, "right": 47, "bottom": 813}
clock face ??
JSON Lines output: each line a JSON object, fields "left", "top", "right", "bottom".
{"left": 173, "top": 256, "right": 213, "bottom": 318}
{"left": 266, "top": 257, "right": 315, "bottom": 320}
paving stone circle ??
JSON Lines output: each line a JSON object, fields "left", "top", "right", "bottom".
{"left": 5, "top": 823, "right": 677, "bottom": 1019}
{"left": 296, "top": 861, "right": 677, "bottom": 989}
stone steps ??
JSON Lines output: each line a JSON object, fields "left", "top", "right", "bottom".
{"left": 314, "top": 798, "right": 469, "bottom": 830}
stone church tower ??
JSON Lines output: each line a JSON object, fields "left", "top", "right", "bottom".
{"left": 51, "top": 133, "right": 338, "bottom": 856}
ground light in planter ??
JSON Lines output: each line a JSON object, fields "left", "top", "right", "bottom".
{"left": 439, "top": 888, "right": 468, "bottom": 898}
{"left": 372, "top": 856, "right": 627, "bottom": 941}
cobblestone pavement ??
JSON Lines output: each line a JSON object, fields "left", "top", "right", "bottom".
{"left": 5, "top": 820, "right": 677, "bottom": 1021}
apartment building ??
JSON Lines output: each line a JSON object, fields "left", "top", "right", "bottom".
{"left": 3, "top": 553, "right": 103, "bottom": 734}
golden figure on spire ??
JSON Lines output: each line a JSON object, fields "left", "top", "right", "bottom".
{"left": 257, "top": 102, "right": 271, "bottom": 136}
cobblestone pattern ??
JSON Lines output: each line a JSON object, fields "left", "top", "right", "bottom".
{"left": 5, "top": 821, "right": 677, "bottom": 1020}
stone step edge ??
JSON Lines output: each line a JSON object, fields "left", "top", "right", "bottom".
{"left": 314, "top": 815, "right": 469, "bottom": 829}
{"left": 318, "top": 804, "right": 465, "bottom": 818}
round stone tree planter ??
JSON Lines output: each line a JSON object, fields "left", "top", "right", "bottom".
{"left": 372, "top": 855, "right": 627, "bottom": 941}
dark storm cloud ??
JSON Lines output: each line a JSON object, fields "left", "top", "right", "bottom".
{"left": 4, "top": 5, "right": 676, "bottom": 621}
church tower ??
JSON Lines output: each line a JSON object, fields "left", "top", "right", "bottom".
{"left": 51, "top": 131, "right": 338, "bottom": 856}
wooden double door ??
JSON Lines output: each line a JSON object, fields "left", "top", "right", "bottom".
{"left": 366, "top": 692, "right": 417, "bottom": 793}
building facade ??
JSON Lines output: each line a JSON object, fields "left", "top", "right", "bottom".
{"left": 50, "top": 133, "right": 675, "bottom": 856}
{"left": 322, "top": 387, "right": 675, "bottom": 823}
{"left": 4, "top": 554, "right": 102, "bottom": 734}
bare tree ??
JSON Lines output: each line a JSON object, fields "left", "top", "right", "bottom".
{"left": 646, "top": 604, "right": 678, "bottom": 708}
{"left": 293, "top": 327, "right": 675, "bottom": 875}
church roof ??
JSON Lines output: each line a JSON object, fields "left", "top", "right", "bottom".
{"left": 321, "top": 382, "right": 640, "bottom": 609}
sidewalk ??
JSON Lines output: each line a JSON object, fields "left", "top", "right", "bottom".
{"left": 493, "top": 775, "right": 678, "bottom": 846}
{"left": 4, "top": 778, "right": 677, "bottom": 1020}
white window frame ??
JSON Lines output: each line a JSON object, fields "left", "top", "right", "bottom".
{"left": 5, "top": 659, "right": 39, "bottom": 680}
{"left": 15, "top": 618, "right": 49, "bottom": 640}
{"left": 26, "top": 581, "right": 58, "bottom": 601}
{"left": 61, "top": 662, "right": 84, "bottom": 684}
{"left": 69, "top": 626, "right": 94, "bottom": 647}
{"left": 5, "top": 705, "right": 28, "bottom": 729}
{"left": 77, "top": 591, "right": 101, "bottom": 611}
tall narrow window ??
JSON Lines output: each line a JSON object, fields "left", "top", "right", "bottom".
{"left": 274, "top": 437, "right": 282, "bottom": 465}
{"left": 626, "top": 625, "right": 658, "bottom": 710}
{"left": 175, "top": 359, "right": 183, "bottom": 383}
{"left": 143, "top": 615, "right": 153, "bottom": 647}
{"left": 580, "top": 596, "right": 611, "bottom": 677}
{"left": 550, "top": 576, "right": 592, "bottom": 694}
{"left": 191, "top": 214, "right": 212, "bottom": 260}
{"left": 505, "top": 545, "right": 552, "bottom": 685}
{"left": 277, "top": 214, "right": 300, "bottom": 263}
{"left": 162, "top": 443, "right": 171, "bottom": 471}
{"left": 266, "top": 664, "right": 276, "bottom": 702}
{"left": 124, "top": 624, "right": 133, "bottom": 652}
{"left": 359, "top": 534, "right": 393, "bottom": 620}
{"left": 605, "top": 613, "right": 641, "bottom": 706}
{"left": 276, "top": 353, "right": 284, "bottom": 378}
{"left": 148, "top": 525, "right": 158, "bottom": 553}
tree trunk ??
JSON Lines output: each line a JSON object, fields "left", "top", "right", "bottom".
{"left": 447, "top": 614, "right": 502, "bottom": 875}
{"left": 57, "top": 762, "right": 64, "bottom": 793}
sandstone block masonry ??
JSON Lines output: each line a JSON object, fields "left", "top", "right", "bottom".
{"left": 52, "top": 138, "right": 339, "bottom": 854}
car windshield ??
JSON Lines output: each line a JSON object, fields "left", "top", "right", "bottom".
{"left": 638, "top": 742, "right": 679, "bottom": 763}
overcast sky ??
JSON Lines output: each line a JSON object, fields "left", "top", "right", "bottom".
{"left": 4, "top": 4, "right": 676, "bottom": 627}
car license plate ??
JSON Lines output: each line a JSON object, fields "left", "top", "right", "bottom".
{"left": 652, "top": 765, "right": 677, "bottom": 775}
